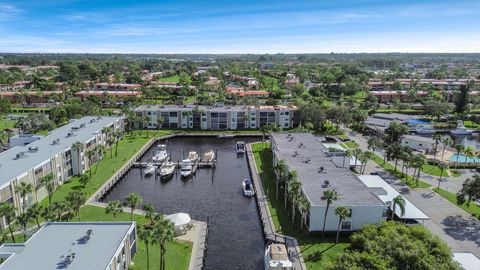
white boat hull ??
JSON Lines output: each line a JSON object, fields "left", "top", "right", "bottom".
{"left": 152, "top": 151, "right": 168, "bottom": 164}
{"left": 159, "top": 163, "right": 176, "bottom": 177}
{"left": 243, "top": 179, "right": 255, "bottom": 197}
{"left": 144, "top": 165, "right": 156, "bottom": 176}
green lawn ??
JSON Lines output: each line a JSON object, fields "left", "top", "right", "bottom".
{"left": 371, "top": 154, "right": 431, "bottom": 188}
{"left": 451, "top": 170, "right": 462, "bottom": 177}
{"left": 157, "top": 75, "right": 180, "bottom": 83}
{"left": 434, "top": 188, "right": 480, "bottom": 219}
{"left": 421, "top": 163, "right": 449, "bottom": 177}
{"left": 79, "top": 205, "right": 192, "bottom": 270}
{"left": 0, "top": 117, "right": 16, "bottom": 129}
{"left": 251, "top": 143, "right": 349, "bottom": 269}
{"left": 342, "top": 140, "right": 358, "bottom": 149}
{"left": 42, "top": 132, "right": 172, "bottom": 204}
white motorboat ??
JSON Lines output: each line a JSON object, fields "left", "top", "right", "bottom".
{"left": 143, "top": 163, "right": 156, "bottom": 176}
{"left": 218, "top": 134, "right": 235, "bottom": 138}
{"left": 236, "top": 141, "right": 246, "bottom": 154}
{"left": 242, "top": 179, "right": 255, "bottom": 197}
{"left": 152, "top": 144, "right": 168, "bottom": 164}
{"left": 180, "top": 159, "right": 193, "bottom": 178}
{"left": 450, "top": 121, "right": 473, "bottom": 135}
{"left": 186, "top": 151, "right": 199, "bottom": 163}
{"left": 203, "top": 150, "right": 215, "bottom": 163}
{"left": 158, "top": 161, "right": 176, "bottom": 177}
{"left": 264, "top": 243, "right": 293, "bottom": 270}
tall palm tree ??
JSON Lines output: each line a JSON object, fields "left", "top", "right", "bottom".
{"left": 367, "top": 136, "right": 381, "bottom": 155}
{"left": 321, "top": 189, "right": 339, "bottom": 238}
{"left": 106, "top": 200, "right": 123, "bottom": 219}
{"left": 114, "top": 131, "right": 122, "bottom": 157}
{"left": 297, "top": 196, "right": 311, "bottom": 231}
{"left": 441, "top": 137, "right": 453, "bottom": 161}
{"left": 152, "top": 215, "right": 175, "bottom": 270}
{"left": 15, "top": 182, "right": 33, "bottom": 213}
{"left": 284, "top": 171, "right": 297, "bottom": 210}
{"left": 16, "top": 212, "right": 31, "bottom": 241}
{"left": 155, "top": 117, "right": 165, "bottom": 136}
{"left": 334, "top": 206, "right": 350, "bottom": 244}
{"left": 138, "top": 225, "right": 153, "bottom": 270}
{"left": 39, "top": 173, "right": 55, "bottom": 205}
{"left": 143, "top": 203, "right": 156, "bottom": 225}
{"left": 65, "top": 191, "right": 86, "bottom": 221}
{"left": 94, "top": 144, "right": 105, "bottom": 174}
{"left": 86, "top": 149, "right": 95, "bottom": 178}
{"left": 124, "top": 193, "right": 142, "bottom": 220}
{"left": 273, "top": 160, "right": 288, "bottom": 201}
{"left": 27, "top": 203, "right": 43, "bottom": 229}
{"left": 107, "top": 137, "right": 115, "bottom": 158}
{"left": 288, "top": 179, "right": 302, "bottom": 226}
{"left": 464, "top": 146, "right": 475, "bottom": 163}
{"left": 455, "top": 144, "right": 465, "bottom": 169}
{"left": 432, "top": 134, "right": 442, "bottom": 160}
{"left": 437, "top": 162, "right": 449, "bottom": 190}
{"left": 352, "top": 148, "right": 362, "bottom": 173}
{"left": 390, "top": 195, "right": 406, "bottom": 220}
{"left": 360, "top": 151, "right": 373, "bottom": 174}
{"left": 0, "top": 203, "right": 17, "bottom": 242}
{"left": 342, "top": 149, "right": 352, "bottom": 168}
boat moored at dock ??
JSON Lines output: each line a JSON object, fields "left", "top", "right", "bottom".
{"left": 180, "top": 159, "right": 193, "bottom": 178}
{"left": 243, "top": 179, "right": 255, "bottom": 197}
{"left": 264, "top": 243, "right": 293, "bottom": 270}
{"left": 158, "top": 161, "right": 176, "bottom": 178}
{"left": 152, "top": 144, "right": 168, "bottom": 164}
{"left": 236, "top": 141, "right": 246, "bottom": 154}
{"left": 143, "top": 163, "right": 156, "bottom": 176}
{"left": 203, "top": 150, "right": 215, "bottom": 163}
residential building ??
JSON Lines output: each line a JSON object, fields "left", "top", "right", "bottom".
{"left": 74, "top": 91, "right": 142, "bottom": 98}
{"left": 94, "top": 83, "right": 142, "bottom": 91}
{"left": 0, "top": 91, "right": 63, "bottom": 104}
{"left": 401, "top": 135, "right": 435, "bottom": 152}
{"left": 0, "top": 222, "right": 136, "bottom": 270}
{"left": 370, "top": 90, "right": 428, "bottom": 103}
{"left": 285, "top": 73, "right": 300, "bottom": 88}
{"left": 134, "top": 105, "right": 296, "bottom": 130}
{"left": 271, "top": 133, "right": 387, "bottom": 232}
{"left": 0, "top": 116, "right": 123, "bottom": 219}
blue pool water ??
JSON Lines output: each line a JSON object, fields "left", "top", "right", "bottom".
{"left": 449, "top": 153, "right": 480, "bottom": 163}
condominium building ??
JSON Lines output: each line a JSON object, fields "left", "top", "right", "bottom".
{"left": 0, "top": 222, "right": 136, "bottom": 270}
{"left": 271, "top": 133, "right": 387, "bottom": 232}
{"left": 0, "top": 116, "right": 124, "bottom": 219}
{"left": 133, "top": 105, "right": 297, "bottom": 130}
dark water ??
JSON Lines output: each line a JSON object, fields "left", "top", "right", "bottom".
{"left": 101, "top": 136, "right": 265, "bottom": 270}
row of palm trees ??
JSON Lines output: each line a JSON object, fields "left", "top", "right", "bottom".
{"left": 0, "top": 190, "right": 86, "bottom": 242}
{"left": 105, "top": 193, "right": 175, "bottom": 270}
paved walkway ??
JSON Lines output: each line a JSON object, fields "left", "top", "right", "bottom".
{"left": 346, "top": 132, "right": 480, "bottom": 258}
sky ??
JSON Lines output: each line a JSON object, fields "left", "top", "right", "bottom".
{"left": 0, "top": 0, "right": 479, "bottom": 53}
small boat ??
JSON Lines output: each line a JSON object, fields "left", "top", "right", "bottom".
{"left": 186, "top": 151, "right": 199, "bottom": 163}
{"left": 152, "top": 144, "right": 168, "bottom": 164}
{"left": 203, "top": 150, "right": 215, "bottom": 163}
{"left": 218, "top": 134, "right": 235, "bottom": 138}
{"left": 143, "top": 163, "right": 156, "bottom": 176}
{"left": 450, "top": 121, "right": 473, "bottom": 135}
{"left": 264, "top": 243, "right": 293, "bottom": 270}
{"left": 236, "top": 141, "right": 246, "bottom": 154}
{"left": 180, "top": 159, "right": 193, "bottom": 178}
{"left": 243, "top": 179, "right": 255, "bottom": 197}
{"left": 158, "top": 161, "right": 176, "bottom": 177}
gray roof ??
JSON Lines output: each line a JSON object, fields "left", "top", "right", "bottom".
{"left": 370, "top": 113, "right": 417, "bottom": 122}
{"left": 134, "top": 104, "right": 295, "bottom": 112}
{"left": 271, "top": 133, "right": 384, "bottom": 207}
{"left": 0, "top": 116, "right": 122, "bottom": 188}
{"left": 402, "top": 135, "right": 435, "bottom": 144}
{"left": 0, "top": 222, "right": 134, "bottom": 270}
{"left": 365, "top": 117, "right": 392, "bottom": 132}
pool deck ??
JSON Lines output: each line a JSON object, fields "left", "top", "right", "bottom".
{"left": 246, "top": 143, "right": 308, "bottom": 270}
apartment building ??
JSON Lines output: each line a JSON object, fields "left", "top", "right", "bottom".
{"left": 0, "top": 222, "right": 136, "bottom": 270}
{"left": 94, "top": 83, "right": 142, "bottom": 91}
{"left": 271, "top": 133, "right": 387, "bottom": 232}
{"left": 0, "top": 116, "right": 123, "bottom": 218}
{"left": 133, "top": 105, "right": 297, "bottom": 130}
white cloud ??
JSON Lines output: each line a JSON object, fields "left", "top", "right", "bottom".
{"left": 0, "top": 3, "right": 21, "bottom": 22}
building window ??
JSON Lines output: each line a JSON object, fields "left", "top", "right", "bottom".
{"left": 341, "top": 221, "right": 352, "bottom": 230}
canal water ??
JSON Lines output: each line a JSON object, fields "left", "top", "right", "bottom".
{"left": 101, "top": 136, "right": 265, "bottom": 270}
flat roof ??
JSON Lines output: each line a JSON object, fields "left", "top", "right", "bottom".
{"left": 271, "top": 133, "right": 384, "bottom": 207}
{"left": 370, "top": 113, "right": 417, "bottom": 122}
{"left": 0, "top": 116, "right": 122, "bottom": 188}
{"left": 453, "top": 253, "right": 480, "bottom": 270}
{"left": 0, "top": 222, "right": 134, "bottom": 270}
{"left": 358, "top": 175, "right": 429, "bottom": 220}
{"left": 402, "top": 135, "right": 435, "bottom": 144}
{"left": 134, "top": 104, "right": 296, "bottom": 112}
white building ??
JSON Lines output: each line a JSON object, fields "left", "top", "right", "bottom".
{"left": 401, "top": 135, "right": 435, "bottom": 152}
{"left": 0, "top": 222, "right": 136, "bottom": 270}
{"left": 271, "top": 133, "right": 387, "bottom": 232}
{"left": 0, "top": 116, "right": 124, "bottom": 218}
{"left": 134, "top": 105, "right": 297, "bottom": 130}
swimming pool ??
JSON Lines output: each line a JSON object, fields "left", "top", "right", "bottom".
{"left": 449, "top": 153, "right": 480, "bottom": 163}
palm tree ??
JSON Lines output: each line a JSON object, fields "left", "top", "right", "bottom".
{"left": 321, "top": 189, "right": 339, "bottom": 238}
{"left": 367, "top": 136, "right": 381, "bottom": 155}
{"left": 16, "top": 212, "right": 31, "bottom": 241}
{"left": 86, "top": 149, "right": 95, "bottom": 178}
{"left": 342, "top": 149, "right": 352, "bottom": 168}
{"left": 390, "top": 195, "right": 406, "bottom": 220}
{"left": 124, "top": 193, "right": 142, "bottom": 220}
{"left": 352, "top": 148, "right": 362, "bottom": 173}
{"left": 114, "top": 131, "right": 122, "bottom": 157}
{"left": 143, "top": 203, "right": 156, "bottom": 225}
{"left": 39, "top": 173, "right": 55, "bottom": 205}
{"left": 94, "top": 145, "right": 105, "bottom": 174}
{"left": 288, "top": 178, "right": 302, "bottom": 227}
{"left": 0, "top": 203, "right": 17, "bottom": 242}
{"left": 437, "top": 162, "right": 449, "bottom": 190}
{"left": 79, "top": 174, "right": 90, "bottom": 188}
{"left": 27, "top": 203, "right": 43, "bottom": 229}
{"left": 106, "top": 200, "right": 123, "bottom": 219}
{"left": 297, "top": 196, "right": 311, "bottom": 231}
{"left": 455, "top": 144, "right": 465, "bottom": 168}
{"left": 432, "top": 134, "right": 442, "bottom": 160}
{"left": 441, "top": 137, "right": 453, "bottom": 161}
{"left": 15, "top": 182, "right": 33, "bottom": 213}
{"left": 284, "top": 171, "right": 297, "bottom": 210}
{"left": 138, "top": 225, "right": 153, "bottom": 270}
{"left": 107, "top": 137, "right": 115, "bottom": 158}
{"left": 273, "top": 160, "right": 288, "bottom": 201}
{"left": 65, "top": 191, "right": 86, "bottom": 221}
{"left": 334, "top": 206, "right": 350, "bottom": 244}
{"left": 152, "top": 215, "right": 175, "bottom": 270}
{"left": 155, "top": 117, "right": 165, "bottom": 136}
{"left": 464, "top": 146, "right": 475, "bottom": 163}
{"left": 360, "top": 151, "right": 373, "bottom": 174}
